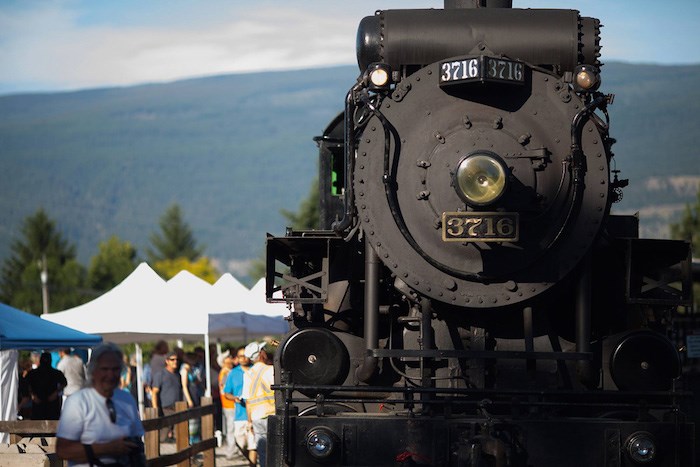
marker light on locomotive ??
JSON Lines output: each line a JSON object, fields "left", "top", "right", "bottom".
{"left": 366, "top": 62, "right": 392, "bottom": 90}
{"left": 453, "top": 151, "right": 508, "bottom": 206}
{"left": 573, "top": 64, "right": 601, "bottom": 93}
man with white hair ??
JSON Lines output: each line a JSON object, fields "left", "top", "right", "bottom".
{"left": 241, "top": 341, "right": 275, "bottom": 467}
{"left": 56, "top": 343, "right": 145, "bottom": 466}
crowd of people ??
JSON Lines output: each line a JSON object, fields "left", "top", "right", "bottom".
{"left": 16, "top": 338, "right": 276, "bottom": 467}
{"left": 219, "top": 341, "right": 275, "bottom": 465}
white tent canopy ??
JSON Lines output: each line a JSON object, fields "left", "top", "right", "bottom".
{"left": 41, "top": 262, "right": 289, "bottom": 412}
{"left": 41, "top": 262, "right": 197, "bottom": 343}
{"left": 160, "top": 270, "right": 212, "bottom": 337}
{"left": 42, "top": 264, "right": 289, "bottom": 342}
{"left": 42, "top": 263, "right": 209, "bottom": 413}
{"left": 208, "top": 274, "right": 290, "bottom": 317}
{"left": 212, "top": 273, "right": 249, "bottom": 301}
{"left": 220, "top": 277, "right": 290, "bottom": 317}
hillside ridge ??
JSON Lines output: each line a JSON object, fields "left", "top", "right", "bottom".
{"left": 1, "top": 63, "right": 698, "bottom": 280}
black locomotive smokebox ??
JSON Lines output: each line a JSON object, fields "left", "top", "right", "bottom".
{"left": 280, "top": 328, "right": 350, "bottom": 392}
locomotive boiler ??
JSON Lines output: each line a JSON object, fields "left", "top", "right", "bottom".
{"left": 265, "top": 1, "right": 695, "bottom": 465}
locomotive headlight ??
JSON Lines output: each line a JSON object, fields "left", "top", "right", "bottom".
{"left": 454, "top": 152, "right": 508, "bottom": 206}
{"left": 305, "top": 428, "right": 338, "bottom": 460}
{"left": 573, "top": 64, "right": 601, "bottom": 93}
{"left": 625, "top": 432, "right": 657, "bottom": 464}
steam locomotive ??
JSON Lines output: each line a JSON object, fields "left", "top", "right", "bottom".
{"left": 265, "top": 1, "right": 695, "bottom": 465}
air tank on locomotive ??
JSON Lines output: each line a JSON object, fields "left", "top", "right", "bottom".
{"left": 265, "top": 1, "right": 695, "bottom": 465}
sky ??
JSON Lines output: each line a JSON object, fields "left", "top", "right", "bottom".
{"left": 1, "top": 0, "right": 699, "bottom": 95}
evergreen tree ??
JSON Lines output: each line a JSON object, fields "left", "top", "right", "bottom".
{"left": 147, "top": 203, "right": 203, "bottom": 263}
{"left": 670, "top": 186, "right": 700, "bottom": 310}
{"left": 87, "top": 235, "right": 138, "bottom": 292}
{"left": 248, "top": 178, "right": 320, "bottom": 282}
{"left": 670, "top": 187, "right": 700, "bottom": 249}
{"left": 0, "top": 208, "right": 86, "bottom": 315}
{"left": 247, "top": 253, "right": 267, "bottom": 285}
{"left": 280, "top": 178, "right": 320, "bottom": 230}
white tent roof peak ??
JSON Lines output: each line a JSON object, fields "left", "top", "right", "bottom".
{"left": 166, "top": 269, "right": 212, "bottom": 289}
{"left": 42, "top": 262, "right": 172, "bottom": 341}
{"left": 250, "top": 278, "right": 266, "bottom": 296}
{"left": 43, "top": 265, "right": 289, "bottom": 343}
{"left": 213, "top": 273, "right": 248, "bottom": 295}
{"left": 213, "top": 277, "right": 290, "bottom": 318}
{"left": 115, "top": 262, "right": 165, "bottom": 290}
{"left": 210, "top": 273, "right": 249, "bottom": 313}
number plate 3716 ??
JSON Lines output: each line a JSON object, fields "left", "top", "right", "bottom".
{"left": 442, "top": 212, "right": 519, "bottom": 242}
{"left": 440, "top": 56, "right": 525, "bottom": 85}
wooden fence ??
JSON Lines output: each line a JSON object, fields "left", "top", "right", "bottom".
{"left": 0, "top": 397, "right": 215, "bottom": 467}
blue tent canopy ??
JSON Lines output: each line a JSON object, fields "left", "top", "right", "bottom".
{"left": 208, "top": 311, "right": 288, "bottom": 341}
{"left": 0, "top": 302, "right": 102, "bottom": 350}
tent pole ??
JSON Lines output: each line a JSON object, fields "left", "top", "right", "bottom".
{"left": 204, "top": 334, "right": 212, "bottom": 398}
{"left": 135, "top": 343, "right": 144, "bottom": 418}
{"left": 0, "top": 349, "right": 19, "bottom": 444}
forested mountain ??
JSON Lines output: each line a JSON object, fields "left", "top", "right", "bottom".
{"left": 0, "top": 63, "right": 698, "bottom": 280}
{"left": 602, "top": 63, "right": 700, "bottom": 238}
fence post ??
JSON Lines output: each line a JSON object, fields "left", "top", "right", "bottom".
{"left": 174, "top": 401, "right": 189, "bottom": 467}
{"left": 143, "top": 407, "right": 159, "bottom": 460}
{"left": 201, "top": 396, "right": 214, "bottom": 467}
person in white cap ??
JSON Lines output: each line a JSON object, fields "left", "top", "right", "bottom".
{"left": 240, "top": 341, "right": 274, "bottom": 467}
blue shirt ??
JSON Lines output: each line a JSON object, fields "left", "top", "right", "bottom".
{"left": 223, "top": 365, "right": 247, "bottom": 421}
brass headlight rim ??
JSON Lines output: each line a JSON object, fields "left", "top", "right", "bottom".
{"left": 453, "top": 150, "right": 508, "bottom": 207}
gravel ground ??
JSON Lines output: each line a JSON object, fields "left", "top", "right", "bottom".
{"left": 159, "top": 440, "right": 253, "bottom": 466}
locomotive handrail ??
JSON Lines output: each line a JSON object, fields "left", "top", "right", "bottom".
{"left": 544, "top": 92, "right": 610, "bottom": 251}
{"left": 274, "top": 397, "right": 684, "bottom": 415}
{"left": 312, "top": 135, "right": 343, "bottom": 146}
{"left": 272, "top": 383, "right": 691, "bottom": 401}
{"left": 277, "top": 397, "right": 686, "bottom": 412}
{"left": 369, "top": 348, "right": 592, "bottom": 361}
{"left": 360, "top": 92, "right": 490, "bottom": 283}
{"left": 331, "top": 82, "right": 363, "bottom": 233}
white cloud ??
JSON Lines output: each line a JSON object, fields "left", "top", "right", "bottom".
{"left": 1, "top": 0, "right": 698, "bottom": 94}
{"left": 0, "top": 4, "right": 360, "bottom": 91}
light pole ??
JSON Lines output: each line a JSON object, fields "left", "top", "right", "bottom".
{"left": 39, "top": 254, "right": 49, "bottom": 314}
